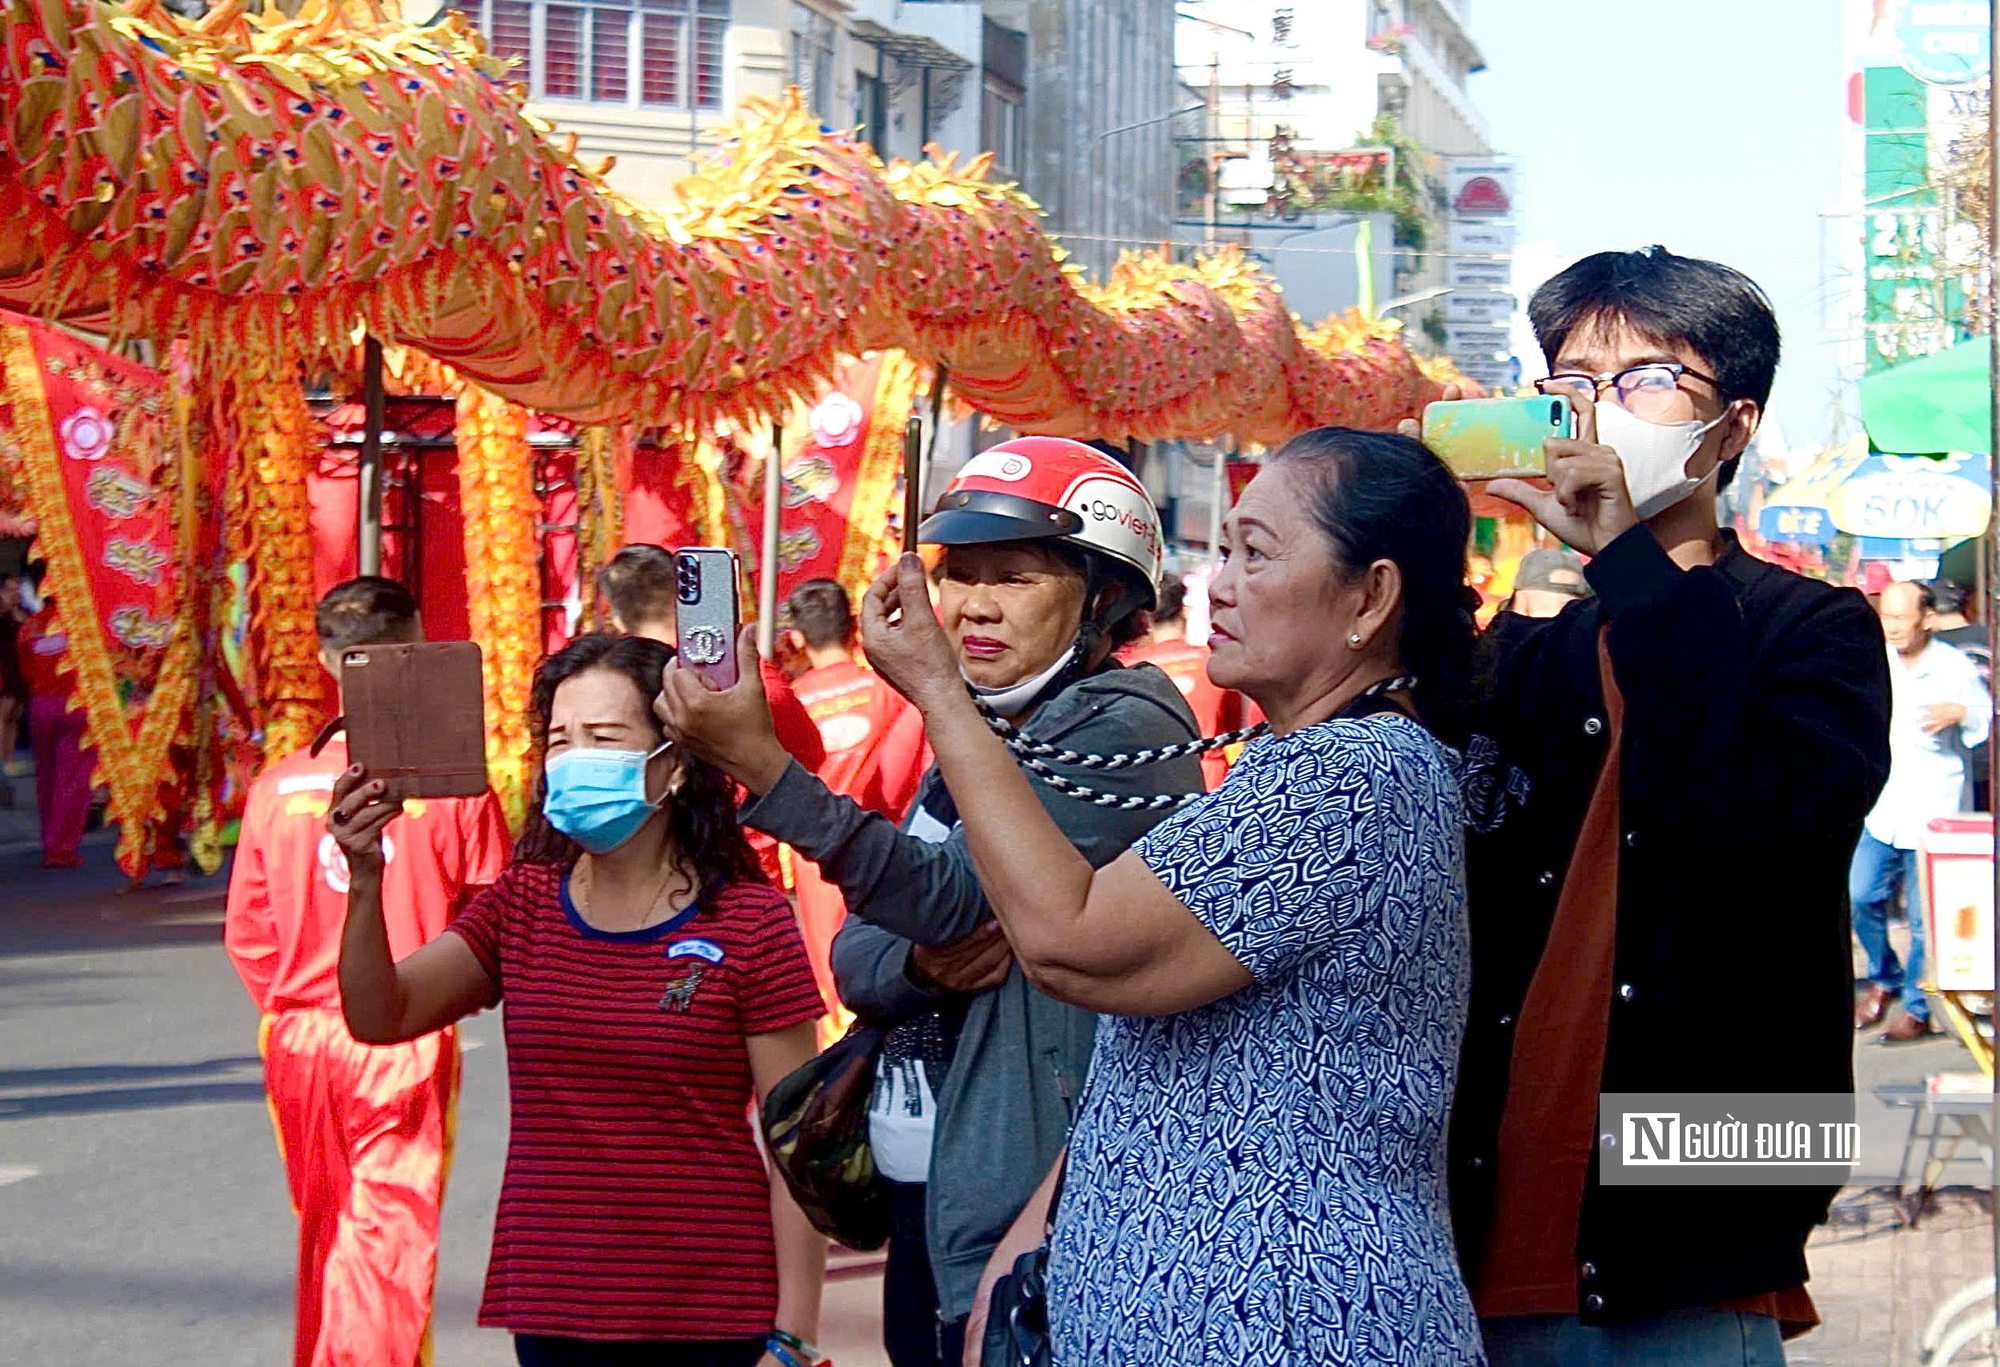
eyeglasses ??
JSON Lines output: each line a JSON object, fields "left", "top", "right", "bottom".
{"left": 1534, "top": 362, "right": 1724, "bottom": 422}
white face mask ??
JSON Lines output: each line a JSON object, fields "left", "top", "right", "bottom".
{"left": 965, "top": 638, "right": 1079, "bottom": 716}
{"left": 1596, "top": 399, "right": 1729, "bottom": 522}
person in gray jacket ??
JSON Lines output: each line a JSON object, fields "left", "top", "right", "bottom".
{"left": 657, "top": 437, "right": 1205, "bottom": 1367}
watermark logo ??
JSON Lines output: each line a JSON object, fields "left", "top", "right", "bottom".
{"left": 1598, "top": 1092, "right": 1984, "bottom": 1187}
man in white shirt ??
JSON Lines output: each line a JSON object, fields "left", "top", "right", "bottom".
{"left": 1851, "top": 581, "right": 1992, "bottom": 1040}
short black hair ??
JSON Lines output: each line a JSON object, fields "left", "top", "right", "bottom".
{"left": 1930, "top": 579, "right": 1970, "bottom": 617}
{"left": 784, "top": 578, "right": 854, "bottom": 649}
{"left": 1529, "top": 246, "right": 1780, "bottom": 491}
{"left": 597, "top": 544, "right": 678, "bottom": 632}
{"left": 1154, "top": 578, "right": 1186, "bottom": 623}
{"left": 317, "top": 576, "right": 420, "bottom": 653}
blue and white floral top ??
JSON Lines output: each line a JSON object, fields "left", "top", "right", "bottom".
{"left": 1048, "top": 713, "right": 1484, "bottom": 1366}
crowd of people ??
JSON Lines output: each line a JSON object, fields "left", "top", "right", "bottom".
{"left": 201, "top": 243, "right": 1990, "bottom": 1367}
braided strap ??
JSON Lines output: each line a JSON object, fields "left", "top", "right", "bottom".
{"left": 1005, "top": 751, "right": 1210, "bottom": 810}
{"left": 975, "top": 707, "right": 1271, "bottom": 769}
{"left": 970, "top": 674, "right": 1416, "bottom": 809}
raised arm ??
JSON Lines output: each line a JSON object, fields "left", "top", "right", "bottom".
{"left": 857, "top": 557, "right": 1252, "bottom": 1016}
{"left": 329, "top": 766, "right": 499, "bottom": 1044}
{"left": 660, "top": 628, "right": 1199, "bottom": 950}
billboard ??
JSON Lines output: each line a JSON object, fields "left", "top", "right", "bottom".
{"left": 1444, "top": 158, "right": 1520, "bottom": 378}
{"left": 1449, "top": 220, "right": 1516, "bottom": 254}
{"left": 1448, "top": 256, "right": 1514, "bottom": 288}
{"left": 1446, "top": 325, "right": 1512, "bottom": 357}
{"left": 1446, "top": 159, "right": 1517, "bottom": 218}
{"left": 1446, "top": 291, "right": 1516, "bottom": 325}
{"left": 1456, "top": 357, "right": 1523, "bottom": 391}
{"left": 1896, "top": 0, "right": 1990, "bottom": 85}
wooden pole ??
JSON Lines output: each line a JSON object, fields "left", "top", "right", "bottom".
{"left": 757, "top": 428, "right": 782, "bottom": 659}
{"left": 902, "top": 414, "right": 923, "bottom": 555}
{"left": 357, "top": 336, "right": 385, "bottom": 577}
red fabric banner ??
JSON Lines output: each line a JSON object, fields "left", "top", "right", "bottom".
{"left": 737, "top": 352, "right": 924, "bottom": 614}
{"left": 0, "top": 311, "right": 198, "bottom": 874}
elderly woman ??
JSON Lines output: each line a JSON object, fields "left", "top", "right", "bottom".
{"left": 862, "top": 428, "right": 1486, "bottom": 1365}
{"left": 658, "top": 438, "right": 1204, "bottom": 1367}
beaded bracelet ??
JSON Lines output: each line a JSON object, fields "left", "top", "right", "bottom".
{"left": 766, "top": 1329, "right": 819, "bottom": 1367}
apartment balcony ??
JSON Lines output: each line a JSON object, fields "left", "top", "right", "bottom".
{"left": 1379, "top": 27, "right": 1489, "bottom": 154}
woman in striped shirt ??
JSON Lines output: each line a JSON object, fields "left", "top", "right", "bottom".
{"left": 330, "top": 632, "right": 826, "bottom": 1367}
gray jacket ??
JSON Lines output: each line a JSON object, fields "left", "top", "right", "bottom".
{"left": 740, "top": 662, "right": 1203, "bottom": 1320}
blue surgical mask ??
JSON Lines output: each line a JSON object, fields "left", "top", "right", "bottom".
{"left": 542, "top": 741, "right": 672, "bottom": 854}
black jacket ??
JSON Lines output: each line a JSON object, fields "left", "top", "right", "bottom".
{"left": 1451, "top": 527, "right": 1891, "bottom": 1324}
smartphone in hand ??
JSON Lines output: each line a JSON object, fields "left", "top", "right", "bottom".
{"left": 1421, "top": 394, "right": 1575, "bottom": 481}
{"left": 675, "top": 547, "right": 741, "bottom": 690}
{"left": 339, "top": 641, "right": 490, "bottom": 800}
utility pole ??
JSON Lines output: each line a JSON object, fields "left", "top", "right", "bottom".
{"left": 1206, "top": 55, "right": 1219, "bottom": 250}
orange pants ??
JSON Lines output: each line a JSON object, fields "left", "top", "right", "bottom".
{"left": 789, "top": 858, "right": 856, "bottom": 1048}
{"left": 260, "top": 1009, "right": 459, "bottom": 1367}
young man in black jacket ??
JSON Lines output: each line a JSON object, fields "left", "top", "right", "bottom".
{"left": 1444, "top": 247, "right": 1892, "bottom": 1366}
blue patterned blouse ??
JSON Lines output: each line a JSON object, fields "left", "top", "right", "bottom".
{"left": 1047, "top": 713, "right": 1485, "bottom": 1366}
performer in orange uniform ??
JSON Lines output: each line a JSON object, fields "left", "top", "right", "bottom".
{"left": 595, "top": 545, "right": 825, "bottom": 882}
{"left": 784, "top": 579, "right": 905, "bottom": 794}
{"left": 1118, "top": 577, "right": 1244, "bottom": 791}
{"left": 779, "top": 579, "right": 915, "bottom": 1025}
{"left": 225, "top": 578, "right": 510, "bottom": 1367}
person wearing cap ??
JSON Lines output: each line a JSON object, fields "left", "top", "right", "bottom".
{"left": 657, "top": 438, "right": 1204, "bottom": 1367}
{"left": 1503, "top": 547, "right": 1593, "bottom": 620}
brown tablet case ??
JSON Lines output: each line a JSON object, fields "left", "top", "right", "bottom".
{"left": 337, "top": 641, "right": 490, "bottom": 800}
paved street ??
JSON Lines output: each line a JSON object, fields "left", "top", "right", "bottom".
{"left": 0, "top": 790, "right": 891, "bottom": 1367}
{"left": 0, "top": 778, "right": 1988, "bottom": 1366}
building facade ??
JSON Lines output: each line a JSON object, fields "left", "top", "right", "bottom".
{"left": 454, "top": 0, "right": 1180, "bottom": 493}
{"left": 461, "top": 0, "right": 1174, "bottom": 272}
{"left": 1173, "top": 0, "right": 1493, "bottom": 346}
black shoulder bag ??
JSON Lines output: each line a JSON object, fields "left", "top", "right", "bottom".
{"left": 760, "top": 1017, "right": 892, "bottom": 1251}
{"left": 979, "top": 1160, "right": 1064, "bottom": 1367}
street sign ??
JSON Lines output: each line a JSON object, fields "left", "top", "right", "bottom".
{"left": 1446, "top": 325, "right": 1512, "bottom": 357}
{"left": 1455, "top": 357, "right": 1521, "bottom": 390}
{"left": 1449, "top": 220, "right": 1515, "bottom": 254}
{"left": 1896, "top": 0, "right": 1990, "bottom": 85}
{"left": 1865, "top": 207, "right": 1953, "bottom": 368}
{"left": 1828, "top": 451, "right": 1992, "bottom": 540}
{"left": 1445, "top": 291, "right": 1516, "bottom": 325}
{"left": 1445, "top": 158, "right": 1517, "bottom": 218}
{"left": 1757, "top": 504, "right": 1835, "bottom": 544}
{"left": 1448, "top": 257, "right": 1513, "bottom": 288}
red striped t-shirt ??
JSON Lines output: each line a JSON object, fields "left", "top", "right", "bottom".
{"left": 447, "top": 862, "right": 823, "bottom": 1340}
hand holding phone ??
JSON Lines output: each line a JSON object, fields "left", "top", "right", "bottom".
{"left": 655, "top": 623, "right": 790, "bottom": 794}
{"left": 1421, "top": 394, "right": 1575, "bottom": 481}
{"left": 337, "top": 641, "right": 490, "bottom": 801}
{"left": 674, "top": 547, "right": 742, "bottom": 690}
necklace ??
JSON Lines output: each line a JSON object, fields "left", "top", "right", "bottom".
{"left": 574, "top": 856, "right": 688, "bottom": 933}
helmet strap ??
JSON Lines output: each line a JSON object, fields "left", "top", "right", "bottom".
{"left": 965, "top": 638, "right": 1085, "bottom": 718}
